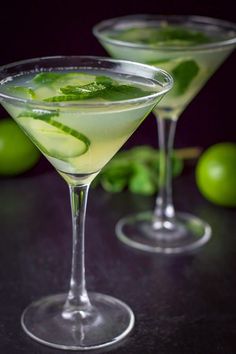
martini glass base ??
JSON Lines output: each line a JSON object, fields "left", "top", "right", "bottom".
{"left": 21, "top": 292, "right": 134, "bottom": 350}
{"left": 116, "top": 211, "right": 211, "bottom": 254}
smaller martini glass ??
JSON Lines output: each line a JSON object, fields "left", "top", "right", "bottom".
{"left": 93, "top": 15, "right": 236, "bottom": 254}
{"left": 0, "top": 56, "right": 172, "bottom": 350}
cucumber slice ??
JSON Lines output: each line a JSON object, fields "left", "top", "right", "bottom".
{"left": 33, "top": 86, "right": 56, "bottom": 100}
{"left": 55, "top": 73, "right": 96, "bottom": 87}
{"left": 6, "top": 86, "right": 35, "bottom": 98}
{"left": 18, "top": 111, "right": 90, "bottom": 160}
{"left": 33, "top": 72, "right": 96, "bottom": 87}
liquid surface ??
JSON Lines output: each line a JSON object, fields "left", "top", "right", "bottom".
{"left": 108, "top": 25, "right": 214, "bottom": 47}
{"left": 3, "top": 71, "right": 156, "bottom": 103}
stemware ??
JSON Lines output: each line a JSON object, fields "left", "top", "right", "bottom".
{"left": 93, "top": 15, "right": 236, "bottom": 254}
{"left": 0, "top": 56, "right": 172, "bottom": 349}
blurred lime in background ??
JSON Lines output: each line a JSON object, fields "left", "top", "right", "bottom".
{"left": 196, "top": 143, "right": 236, "bottom": 207}
{"left": 0, "top": 118, "right": 40, "bottom": 176}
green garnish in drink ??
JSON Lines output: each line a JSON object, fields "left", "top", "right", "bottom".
{"left": 43, "top": 73, "right": 152, "bottom": 102}
{"left": 2, "top": 70, "right": 159, "bottom": 181}
{"left": 108, "top": 25, "right": 211, "bottom": 99}
{"left": 99, "top": 23, "right": 219, "bottom": 114}
{"left": 18, "top": 109, "right": 90, "bottom": 159}
{"left": 171, "top": 59, "right": 199, "bottom": 95}
{"left": 6, "top": 86, "right": 35, "bottom": 98}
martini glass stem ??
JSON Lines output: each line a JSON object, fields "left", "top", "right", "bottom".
{"left": 153, "top": 114, "right": 177, "bottom": 230}
{"left": 62, "top": 183, "right": 92, "bottom": 319}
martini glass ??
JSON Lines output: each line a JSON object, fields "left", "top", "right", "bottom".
{"left": 93, "top": 15, "right": 236, "bottom": 254}
{"left": 0, "top": 56, "right": 172, "bottom": 350}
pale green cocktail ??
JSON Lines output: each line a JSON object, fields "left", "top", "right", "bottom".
{"left": 1, "top": 65, "right": 168, "bottom": 184}
{"left": 94, "top": 16, "right": 235, "bottom": 119}
{"left": 0, "top": 56, "right": 172, "bottom": 350}
{"left": 93, "top": 15, "right": 236, "bottom": 254}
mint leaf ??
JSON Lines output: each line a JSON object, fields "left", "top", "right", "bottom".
{"left": 45, "top": 75, "right": 114, "bottom": 102}
{"left": 45, "top": 74, "right": 151, "bottom": 102}
{"left": 96, "top": 159, "right": 129, "bottom": 191}
{"left": 172, "top": 60, "right": 199, "bottom": 95}
{"left": 172, "top": 154, "right": 184, "bottom": 177}
{"left": 33, "top": 72, "right": 62, "bottom": 85}
{"left": 93, "top": 145, "right": 184, "bottom": 195}
{"left": 95, "top": 76, "right": 114, "bottom": 86}
{"left": 101, "top": 176, "right": 127, "bottom": 193}
{"left": 99, "top": 159, "right": 131, "bottom": 192}
{"left": 101, "top": 85, "right": 149, "bottom": 100}
{"left": 101, "top": 169, "right": 129, "bottom": 192}
{"left": 60, "top": 83, "right": 103, "bottom": 94}
{"left": 129, "top": 162, "right": 157, "bottom": 195}
{"left": 60, "top": 82, "right": 105, "bottom": 95}
{"left": 123, "top": 145, "right": 159, "bottom": 163}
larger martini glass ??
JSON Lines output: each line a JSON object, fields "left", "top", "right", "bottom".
{"left": 93, "top": 15, "right": 236, "bottom": 254}
{"left": 0, "top": 56, "right": 172, "bottom": 350}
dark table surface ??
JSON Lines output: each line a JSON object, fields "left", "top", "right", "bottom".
{"left": 0, "top": 160, "right": 236, "bottom": 354}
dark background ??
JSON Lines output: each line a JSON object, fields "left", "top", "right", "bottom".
{"left": 0, "top": 2, "right": 236, "bottom": 353}
{"left": 0, "top": 0, "right": 235, "bottom": 155}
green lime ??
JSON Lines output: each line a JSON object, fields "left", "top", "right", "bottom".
{"left": 196, "top": 143, "right": 236, "bottom": 207}
{"left": 0, "top": 118, "right": 41, "bottom": 176}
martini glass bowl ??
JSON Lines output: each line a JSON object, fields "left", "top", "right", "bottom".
{"left": 0, "top": 56, "right": 172, "bottom": 350}
{"left": 93, "top": 15, "right": 236, "bottom": 254}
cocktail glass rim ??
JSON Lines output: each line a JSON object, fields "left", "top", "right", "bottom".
{"left": 93, "top": 14, "right": 236, "bottom": 52}
{"left": 0, "top": 55, "right": 173, "bottom": 108}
